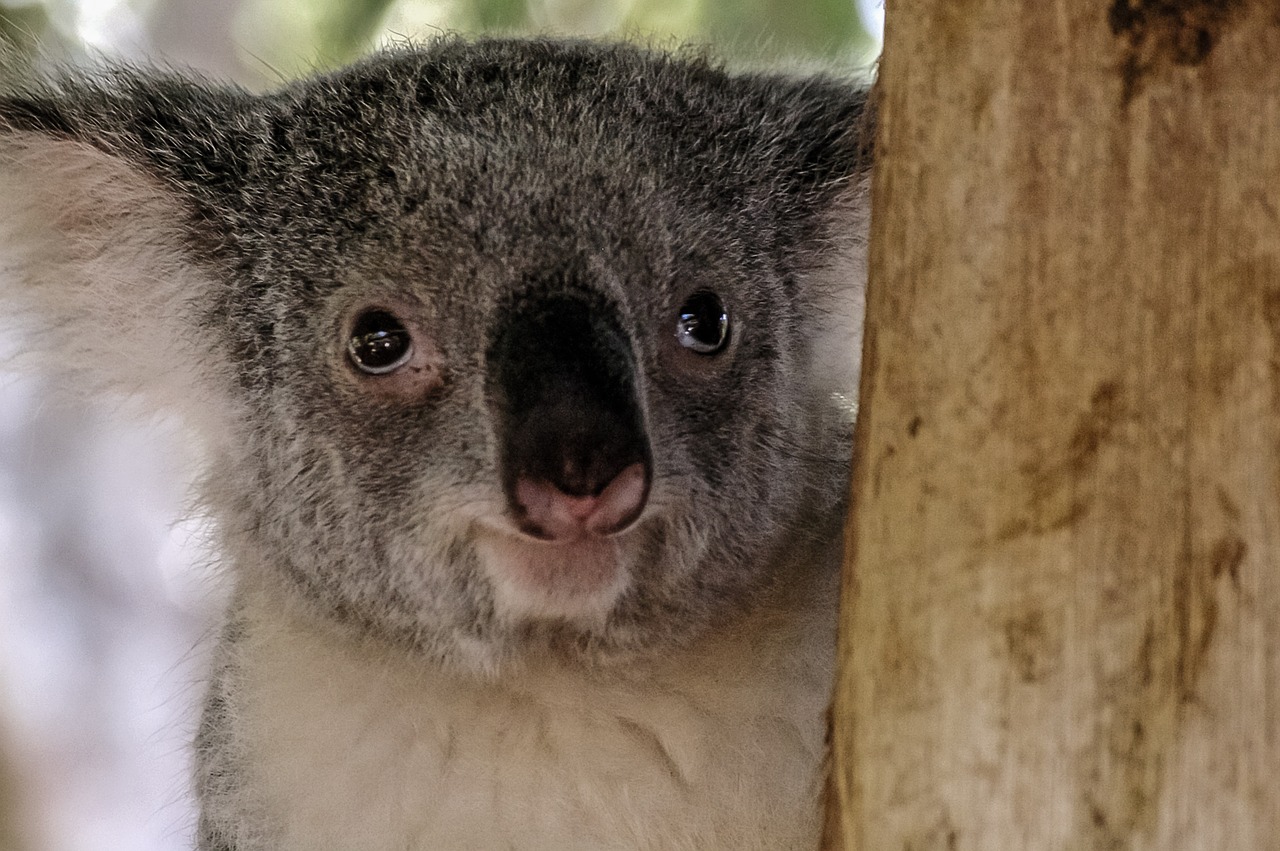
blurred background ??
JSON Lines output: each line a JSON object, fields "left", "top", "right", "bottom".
{"left": 1, "top": 0, "right": 882, "bottom": 82}
{"left": 0, "top": 1, "right": 882, "bottom": 848}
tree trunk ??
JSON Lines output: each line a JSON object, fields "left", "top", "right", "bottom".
{"left": 826, "top": 1, "right": 1280, "bottom": 848}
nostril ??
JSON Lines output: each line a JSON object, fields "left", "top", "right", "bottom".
{"left": 585, "top": 462, "right": 648, "bottom": 534}
{"left": 514, "top": 479, "right": 598, "bottom": 538}
{"left": 513, "top": 461, "right": 650, "bottom": 541}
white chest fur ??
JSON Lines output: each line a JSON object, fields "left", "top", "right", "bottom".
{"left": 220, "top": 581, "right": 837, "bottom": 851}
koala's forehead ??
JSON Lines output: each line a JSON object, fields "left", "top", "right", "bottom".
{"left": 239, "top": 45, "right": 765, "bottom": 245}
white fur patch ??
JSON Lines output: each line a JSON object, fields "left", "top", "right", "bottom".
{"left": 807, "top": 186, "right": 870, "bottom": 425}
{"left": 212, "top": 571, "right": 837, "bottom": 851}
{"left": 0, "top": 135, "right": 240, "bottom": 449}
{"left": 475, "top": 528, "right": 634, "bottom": 625}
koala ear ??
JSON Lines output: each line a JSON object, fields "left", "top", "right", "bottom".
{"left": 0, "top": 69, "right": 250, "bottom": 439}
{"left": 766, "top": 77, "right": 875, "bottom": 424}
{"left": 781, "top": 77, "right": 875, "bottom": 205}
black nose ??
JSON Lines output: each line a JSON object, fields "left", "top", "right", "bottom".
{"left": 486, "top": 281, "right": 651, "bottom": 536}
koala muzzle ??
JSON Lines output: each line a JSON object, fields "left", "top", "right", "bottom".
{"left": 487, "top": 286, "right": 652, "bottom": 542}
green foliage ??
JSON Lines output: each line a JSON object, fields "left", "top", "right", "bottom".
{"left": 0, "top": 0, "right": 875, "bottom": 86}
{"left": 236, "top": 0, "right": 401, "bottom": 74}
{"left": 466, "top": 0, "right": 530, "bottom": 33}
{"left": 704, "top": 0, "right": 868, "bottom": 61}
{"left": 247, "top": 0, "right": 874, "bottom": 77}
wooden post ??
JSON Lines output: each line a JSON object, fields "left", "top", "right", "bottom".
{"left": 826, "top": 1, "right": 1280, "bottom": 847}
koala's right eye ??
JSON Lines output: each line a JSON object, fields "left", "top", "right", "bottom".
{"left": 347, "top": 310, "right": 414, "bottom": 375}
{"left": 675, "top": 291, "right": 730, "bottom": 355}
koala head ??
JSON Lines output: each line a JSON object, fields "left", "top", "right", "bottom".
{"left": 0, "top": 38, "right": 871, "bottom": 672}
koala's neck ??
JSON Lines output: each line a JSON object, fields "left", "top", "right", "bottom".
{"left": 202, "top": 552, "right": 840, "bottom": 851}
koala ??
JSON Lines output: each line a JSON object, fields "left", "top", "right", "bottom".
{"left": 0, "top": 37, "right": 871, "bottom": 851}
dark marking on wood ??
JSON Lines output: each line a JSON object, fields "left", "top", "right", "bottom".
{"left": 1210, "top": 534, "right": 1245, "bottom": 587}
{"left": 1136, "top": 619, "right": 1157, "bottom": 689}
{"left": 1004, "top": 609, "right": 1059, "bottom": 684}
{"left": 998, "top": 381, "right": 1125, "bottom": 542}
{"left": 1109, "top": 0, "right": 1245, "bottom": 105}
{"left": 820, "top": 706, "right": 846, "bottom": 851}
{"left": 1080, "top": 617, "right": 1166, "bottom": 846}
{"left": 1216, "top": 486, "right": 1242, "bottom": 523}
{"left": 907, "top": 415, "right": 923, "bottom": 437}
{"left": 821, "top": 697, "right": 850, "bottom": 851}
{"left": 1066, "top": 381, "right": 1124, "bottom": 474}
{"left": 1175, "top": 534, "right": 1243, "bottom": 707}
{"left": 1263, "top": 285, "right": 1280, "bottom": 337}
{"left": 1082, "top": 790, "right": 1133, "bottom": 851}
{"left": 1086, "top": 524, "right": 1245, "bottom": 844}
{"left": 901, "top": 811, "right": 959, "bottom": 851}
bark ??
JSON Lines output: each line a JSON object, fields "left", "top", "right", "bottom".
{"left": 826, "top": 1, "right": 1280, "bottom": 848}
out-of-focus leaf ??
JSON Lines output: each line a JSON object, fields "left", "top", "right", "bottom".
{"left": 703, "top": 0, "right": 867, "bottom": 60}
{"left": 619, "top": 0, "right": 703, "bottom": 45}
{"left": 236, "top": 0, "right": 402, "bottom": 77}
{"left": 317, "top": 0, "right": 400, "bottom": 60}
{"left": 466, "top": 0, "right": 527, "bottom": 32}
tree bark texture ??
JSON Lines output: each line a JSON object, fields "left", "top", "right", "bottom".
{"left": 826, "top": 1, "right": 1280, "bottom": 848}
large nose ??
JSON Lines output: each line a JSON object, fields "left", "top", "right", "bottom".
{"left": 486, "top": 284, "right": 651, "bottom": 541}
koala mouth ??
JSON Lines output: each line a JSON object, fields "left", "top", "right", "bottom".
{"left": 474, "top": 517, "right": 640, "bottom": 626}
{"left": 512, "top": 461, "right": 649, "bottom": 541}
{"left": 474, "top": 457, "right": 651, "bottom": 627}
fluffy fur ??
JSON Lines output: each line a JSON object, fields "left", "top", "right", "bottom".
{"left": 0, "top": 38, "right": 870, "bottom": 850}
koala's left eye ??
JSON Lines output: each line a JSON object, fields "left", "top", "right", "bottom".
{"left": 675, "top": 291, "right": 730, "bottom": 355}
{"left": 348, "top": 310, "right": 414, "bottom": 374}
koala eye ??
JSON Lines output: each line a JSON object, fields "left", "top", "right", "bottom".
{"left": 347, "top": 309, "right": 414, "bottom": 375}
{"left": 675, "top": 291, "right": 730, "bottom": 354}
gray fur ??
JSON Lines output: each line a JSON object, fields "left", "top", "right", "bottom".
{"left": 0, "top": 37, "right": 871, "bottom": 850}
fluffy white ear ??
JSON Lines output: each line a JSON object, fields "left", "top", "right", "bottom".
{"left": 806, "top": 183, "right": 871, "bottom": 427}
{"left": 0, "top": 131, "right": 237, "bottom": 440}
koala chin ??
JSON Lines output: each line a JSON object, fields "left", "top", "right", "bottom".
{"left": 0, "top": 37, "right": 871, "bottom": 851}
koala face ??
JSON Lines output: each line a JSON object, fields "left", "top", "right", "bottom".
{"left": 0, "top": 39, "right": 870, "bottom": 671}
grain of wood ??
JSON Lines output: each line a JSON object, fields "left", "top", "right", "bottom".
{"left": 826, "top": 1, "right": 1280, "bottom": 848}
